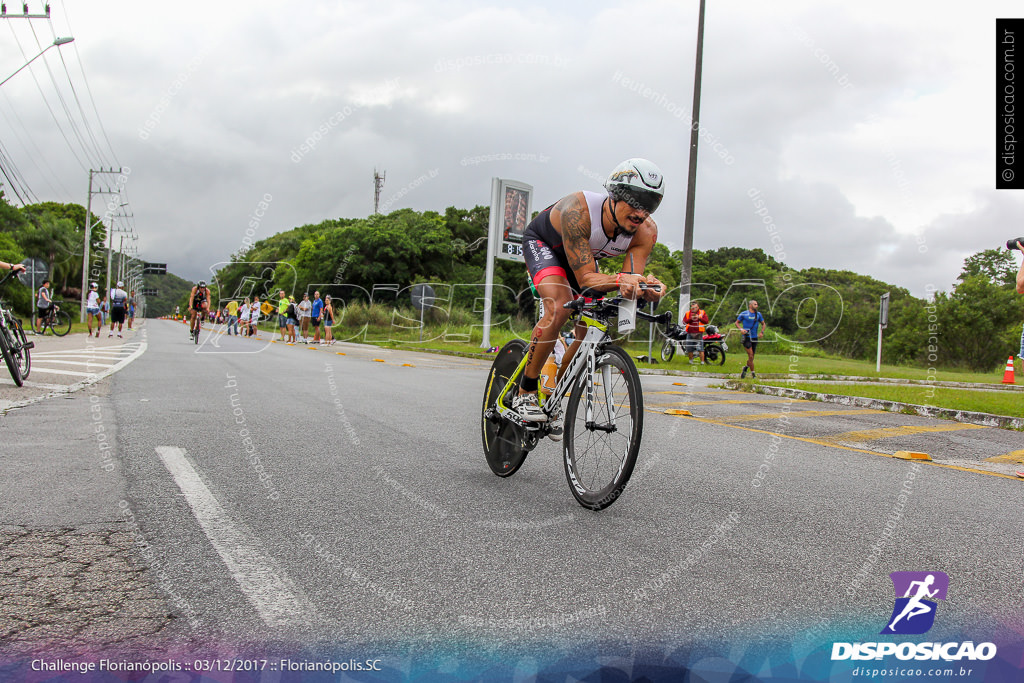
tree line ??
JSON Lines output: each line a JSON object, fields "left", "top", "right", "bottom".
{"left": 216, "top": 206, "right": 1024, "bottom": 372}
{"left": 0, "top": 191, "right": 109, "bottom": 314}
{"left": 2, "top": 187, "right": 1018, "bottom": 372}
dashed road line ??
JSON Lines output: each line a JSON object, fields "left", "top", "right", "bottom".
{"left": 703, "top": 408, "right": 887, "bottom": 423}
{"left": 984, "top": 450, "right": 1024, "bottom": 464}
{"left": 816, "top": 424, "right": 987, "bottom": 444}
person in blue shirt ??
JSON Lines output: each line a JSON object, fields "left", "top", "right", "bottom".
{"left": 310, "top": 290, "right": 324, "bottom": 344}
{"left": 735, "top": 300, "right": 766, "bottom": 379}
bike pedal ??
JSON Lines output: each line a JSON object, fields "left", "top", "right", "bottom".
{"left": 22, "top": 342, "right": 34, "bottom": 349}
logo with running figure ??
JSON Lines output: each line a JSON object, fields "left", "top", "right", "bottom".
{"left": 881, "top": 571, "right": 949, "bottom": 635}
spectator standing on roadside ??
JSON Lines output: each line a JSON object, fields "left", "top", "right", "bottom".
{"left": 238, "top": 298, "right": 250, "bottom": 336}
{"left": 250, "top": 298, "right": 262, "bottom": 337}
{"left": 323, "top": 295, "right": 335, "bottom": 345}
{"left": 286, "top": 296, "right": 298, "bottom": 343}
{"left": 735, "top": 300, "right": 766, "bottom": 379}
{"left": 297, "top": 293, "right": 312, "bottom": 342}
{"left": 109, "top": 281, "right": 129, "bottom": 338}
{"left": 226, "top": 299, "right": 239, "bottom": 335}
{"left": 100, "top": 295, "right": 109, "bottom": 327}
{"left": 276, "top": 290, "right": 289, "bottom": 342}
{"left": 310, "top": 290, "right": 323, "bottom": 344}
{"left": 128, "top": 291, "right": 136, "bottom": 329}
{"left": 683, "top": 301, "right": 709, "bottom": 364}
{"left": 85, "top": 282, "right": 101, "bottom": 337}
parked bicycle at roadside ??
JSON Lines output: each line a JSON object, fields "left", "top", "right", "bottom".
{"left": 0, "top": 267, "right": 33, "bottom": 386}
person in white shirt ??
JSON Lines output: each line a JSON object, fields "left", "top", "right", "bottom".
{"left": 108, "top": 281, "right": 129, "bottom": 337}
{"left": 297, "top": 293, "right": 312, "bottom": 342}
{"left": 248, "top": 299, "right": 260, "bottom": 337}
{"left": 238, "top": 298, "right": 251, "bottom": 337}
{"left": 85, "top": 282, "right": 101, "bottom": 337}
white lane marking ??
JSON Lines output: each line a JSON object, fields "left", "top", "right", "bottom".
{"left": 0, "top": 341, "right": 148, "bottom": 416}
{"left": 32, "top": 346, "right": 141, "bottom": 355}
{"left": 24, "top": 367, "right": 96, "bottom": 377}
{"left": 154, "top": 446, "right": 314, "bottom": 629}
{"left": 27, "top": 359, "right": 117, "bottom": 368}
{"left": 0, "top": 378, "right": 75, "bottom": 389}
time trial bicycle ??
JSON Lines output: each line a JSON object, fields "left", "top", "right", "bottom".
{"left": 482, "top": 288, "right": 671, "bottom": 510}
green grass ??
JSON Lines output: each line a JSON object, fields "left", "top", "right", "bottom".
{"left": 627, "top": 344, "right": 1017, "bottom": 385}
{"left": 754, "top": 380, "right": 1024, "bottom": 419}
{"left": 194, "top": 310, "right": 1020, "bottom": 388}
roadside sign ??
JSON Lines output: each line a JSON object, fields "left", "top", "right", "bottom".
{"left": 17, "top": 257, "right": 47, "bottom": 288}
{"left": 411, "top": 283, "right": 435, "bottom": 312}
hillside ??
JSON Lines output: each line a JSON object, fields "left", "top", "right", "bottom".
{"left": 139, "top": 272, "right": 192, "bottom": 318}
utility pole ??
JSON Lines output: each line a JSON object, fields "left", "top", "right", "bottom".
{"left": 678, "top": 0, "right": 706, "bottom": 323}
{"left": 373, "top": 168, "right": 386, "bottom": 214}
{"left": 80, "top": 168, "right": 124, "bottom": 321}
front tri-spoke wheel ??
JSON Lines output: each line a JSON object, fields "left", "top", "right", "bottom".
{"left": 481, "top": 339, "right": 531, "bottom": 477}
{"left": 563, "top": 345, "right": 642, "bottom": 510}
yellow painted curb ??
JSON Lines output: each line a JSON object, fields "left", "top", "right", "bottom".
{"left": 894, "top": 451, "right": 932, "bottom": 461}
{"left": 336, "top": 352, "right": 346, "bottom": 355}
{"left": 672, "top": 382, "right": 686, "bottom": 386}
{"left": 664, "top": 409, "right": 692, "bottom": 416}
{"left": 373, "top": 359, "right": 385, "bottom": 363}
{"left": 402, "top": 363, "right": 415, "bottom": 367}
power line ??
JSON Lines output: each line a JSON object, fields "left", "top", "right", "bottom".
{"left": 0, "top": 89, "right": 73, "bottom": 198}
{"left": 54, "top": 1, "right": 119, "bottom": 167}
{"left": 22, "top": 20, "right": 105, "bottom": 169}
{"left": 4, "top": 20, "right": 89, "bottom": 172}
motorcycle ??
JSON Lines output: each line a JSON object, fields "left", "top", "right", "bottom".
{"left": 660, "top": 324, "right": 728, "bottom": 365}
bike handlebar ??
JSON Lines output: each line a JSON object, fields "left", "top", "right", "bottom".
{"left": 562, "top": 287, "right": 673, "bottom": 327}
{"left": 0, "top": 268, "right": 20, "bottom": 288}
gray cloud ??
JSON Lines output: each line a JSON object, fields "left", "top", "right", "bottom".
{"left": 0, "top": 0, "right": 1020, "bottom": 297}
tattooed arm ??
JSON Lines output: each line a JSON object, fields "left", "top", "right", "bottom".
{"left": 621, "top": 219, "right": 665, "bottom": 302}
{"left": 551, "top": 193, "right": 617, "bottom": 291}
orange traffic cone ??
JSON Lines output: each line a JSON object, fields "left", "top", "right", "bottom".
{"left": 1002, "top": 355, "right": 1015, "bottom": 384}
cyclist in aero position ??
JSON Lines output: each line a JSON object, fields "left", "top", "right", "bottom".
{"left": 514, "top": 158, "right": 667, "bottom": 434}
{"left": 188, "top": 280, "right": 210, "bottom": 338}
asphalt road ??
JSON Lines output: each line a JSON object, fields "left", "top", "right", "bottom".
{"left": 1, "top": 319, "right": 1022, "bottom": 676}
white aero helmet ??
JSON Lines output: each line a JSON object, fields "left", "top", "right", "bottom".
{"left": 604, "top": 158, "right": 665, "bottom": 214}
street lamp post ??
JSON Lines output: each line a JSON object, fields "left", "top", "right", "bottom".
{"left": 117, "top": 234, "right": 137, "bottom": 284}
{"left": 678, "top": 0, "right": 706, "bottom": 322}
{"left": 0, "top": 36, "right": 74, "bottom": 88}
{"left": 104, "top": 208, "right": 131, "bottom": 296}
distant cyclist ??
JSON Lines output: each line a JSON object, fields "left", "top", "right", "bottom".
{"left": 188, "top": 280, "right": 211, "bottom": 338}
{"left": 513, "top": 158, "right": 667, "bottom": 434}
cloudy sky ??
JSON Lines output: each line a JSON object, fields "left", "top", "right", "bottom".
{"left": 0, "top": 0, "right": 1021, "bottom": 298}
